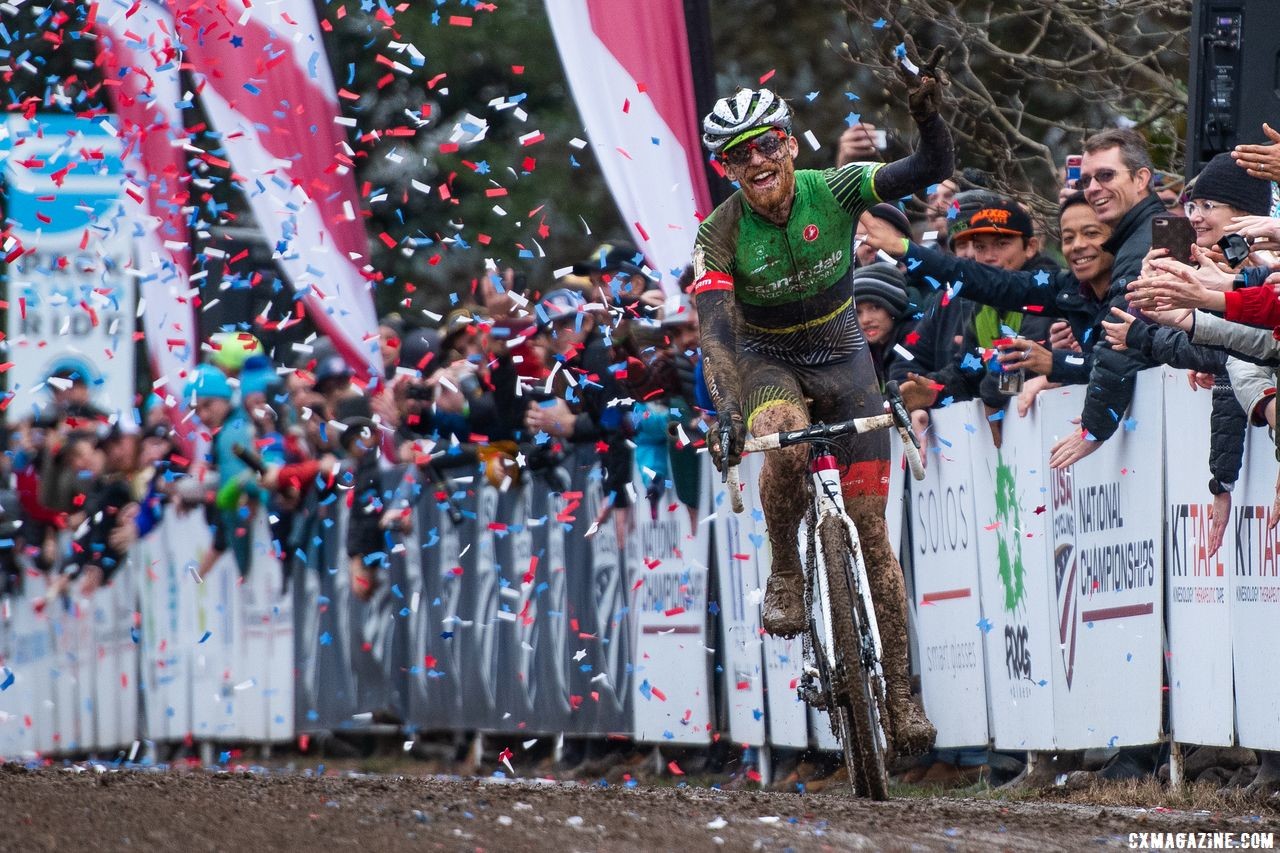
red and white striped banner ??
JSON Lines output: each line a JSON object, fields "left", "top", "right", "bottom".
{"left": 94, "top": 0, "right": 198, "bottom": 444}
{"left": 546, "top": 0, "right": 712, "bottom": 289}
{"left": 170, "top": 0, "right": 381, "bottom": 382}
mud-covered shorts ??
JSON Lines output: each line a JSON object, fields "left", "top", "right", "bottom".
{"left": 739, "top": 339, "right": 890, "bottom": 500}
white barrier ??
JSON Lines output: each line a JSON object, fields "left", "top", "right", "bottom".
{"left": 629, "top": 466, "right": 713, "bottom": 744}
{"left": 971, "top": 398, "right": 1057, "bottom": 751}
{"left": 4, "top": 367, "right": 1280, "bottom": 759}
{"left": 911, "top": 403, "right": 990, "bottom": 748}
{"left": 1163, "top": 373, "right": 1235, "bottom": 746}
{"left": 1042, "top": 382, "right": 1164, "bottom": 749}
{"left": 1230, "top": 425, "right": 1280, "bottom": 750}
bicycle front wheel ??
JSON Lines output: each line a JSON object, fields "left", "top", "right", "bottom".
{"left": 817, "top": 515, "right": 890, "bottom": 801}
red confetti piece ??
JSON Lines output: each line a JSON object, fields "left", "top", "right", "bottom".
{"left": 667, "top": 760, "right": 684, "bottom": 776}
{"left": 759, "top": 69, "right": 776, "bottom": 84}
{"left": 448, "top": 15, "right": 473, "bottom": 26}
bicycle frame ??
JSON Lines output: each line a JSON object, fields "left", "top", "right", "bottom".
{"left": 807, "top": 451, "right": 890, "bottom": 761}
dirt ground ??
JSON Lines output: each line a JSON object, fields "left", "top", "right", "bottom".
{"left": 2, "top": 763, "right": 1278, "bottom": 853}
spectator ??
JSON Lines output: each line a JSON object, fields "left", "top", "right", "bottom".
{"left": 1048, "top": 128, "right": 1166, "bottom": 469}
{"left": 852, "top": 263, "right": 914, "bottom": 385}
{"left": 863, "top": 193, "right": 1114, "bottom": 416}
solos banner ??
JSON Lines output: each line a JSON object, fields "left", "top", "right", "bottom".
{"left": 910, "top": 403, "right": 989, "bottom": 749}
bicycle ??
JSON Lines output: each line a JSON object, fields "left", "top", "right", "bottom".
{"left": 723, "top": 381, "right": 925, "bottom": 799}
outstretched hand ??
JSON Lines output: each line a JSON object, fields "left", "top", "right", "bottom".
{"left": 896, "top": 36, "right": 948, "bottom": 121}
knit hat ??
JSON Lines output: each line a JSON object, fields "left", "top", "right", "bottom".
{"left": 1190, "top": 152, "right": 1272, "bottom": 216}
{"left": 184, "top": 364, "right": 234, "bottom": 401}
{"left": 867, "top": 202, "right": 913, "bottom": 240}
{"left": 951, "top": 194, "right": 1033, "bottom": 242}
{"left": 852, "top": 263, "right": 909, "bottom": 320}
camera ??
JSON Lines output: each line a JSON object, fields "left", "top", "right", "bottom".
{"left": 1217, "top": 233, "right": 1250, "bottom": 268}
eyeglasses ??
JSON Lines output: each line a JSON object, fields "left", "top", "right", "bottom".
{"left": 1078, "top": 167, "right": 1130, "bottom": 190}
{"left": 1183, "top": 200, "right": 1225, "bottom": 217}
{"left": 720, "top": 130, "right": 789, "bottom": 168}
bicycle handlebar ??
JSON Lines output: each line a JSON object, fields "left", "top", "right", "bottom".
{"left": 724, "top": 390, "right": 926, "bottom": 515}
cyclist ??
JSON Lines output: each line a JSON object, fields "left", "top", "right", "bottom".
{"left": 693, "top": 62, "right": 952, "bottom": 755}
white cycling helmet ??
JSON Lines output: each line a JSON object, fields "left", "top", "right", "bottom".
{"left": 701, "top": 88, "right": 792, "bottom": 153}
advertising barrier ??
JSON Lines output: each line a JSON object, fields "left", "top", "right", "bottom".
{"left": 911, "top": 403, "right": 990, "bottom": 749}
{"left": 5, "top": 369, "right": 1280, "bottom": 760}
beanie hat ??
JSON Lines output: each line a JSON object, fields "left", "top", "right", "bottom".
{"left": 184, "top": 363, "right": 234, "bottom": 402}
{"left": 1190, "top": 152, "right": 1272, "bottom": 216}
{"left": 852, "top": 263, "right": 910, "bottom": 320}
{"left": 867, "top": 202, "right": 913, "bottom": 240}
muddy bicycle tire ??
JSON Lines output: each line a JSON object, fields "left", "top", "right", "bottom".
{"left": 817, "top": 516, "right": 890, "bottom": 800}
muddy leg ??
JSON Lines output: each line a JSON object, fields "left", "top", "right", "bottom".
{"left": 845, "top": 491, "right": 936, "bottom": 757}
{"left": 754, "top": 402, "right": 810, "bottom": 637}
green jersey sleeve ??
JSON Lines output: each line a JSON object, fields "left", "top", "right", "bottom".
{"left": 823, "top": 162, "right": 883, "bottom": 217}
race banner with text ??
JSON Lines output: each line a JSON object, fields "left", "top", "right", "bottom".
{"left": 911, "top": 403, "right": 990, "bottom": 749}
{"left": 1041, "top": 379, "right": 1164, "bottom": 749}
{"left": 713, "top": 452, "right": 767, "bottom": 747}
{"left": 1, "top": 115, "right": 136, "bottom": 420}
{"left": 1229, "top": 429, "right": 1280, "bottom": 751}
{"left": 1162, "top": 371, "right": 1234, "bottom": 747}
{"left": 970, "top": 397, "right": 1057, "bottom": 751}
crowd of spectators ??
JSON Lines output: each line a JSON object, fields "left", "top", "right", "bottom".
{"left": 5, "top": 107, "right": 1280, "bottom": 788}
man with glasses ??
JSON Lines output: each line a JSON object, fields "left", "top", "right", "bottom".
{"left": 1048, "top": 128, "right": 1167, "bottom": 469}
{"left": 691, "top": 61, "right": 954, "bottom": 756}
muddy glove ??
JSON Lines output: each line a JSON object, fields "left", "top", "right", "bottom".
{"left": 709, "top": 407, "right": 746, "bottom": 476}
{"left": 896, "top": 36, "right": 948, "bottom": 123}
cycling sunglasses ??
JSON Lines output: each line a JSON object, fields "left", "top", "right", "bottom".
{"left": 720, "top": 129, "right": 789, "bottom": 168}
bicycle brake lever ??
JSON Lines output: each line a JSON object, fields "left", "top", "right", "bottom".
{"left": 718, "top": 424, "right": 732, "bottom": 483}
{"left": 883, "top": 381, "right": 921, "bottom": 450}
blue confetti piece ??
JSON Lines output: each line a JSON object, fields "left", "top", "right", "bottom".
{"left": 805, "top": 91, "right": 820, "bottom": 101}
{"left": 977, "top": 617, "right": 993, "bottom": 633}
{"left": 1122, "top": 417, "right": 1138, "bottom": 432}
{"left": 198, "top": 631, "right": 212, "bottom": 644}
{"left": 844, "top": 112, "right": 861, "bottom": 127}
{"left": 1034, "top": 269, "right": 1051, "bottom": 286}
{"left": 0, "top": 667, "right": 12, "bottom": 691}
{"left": 873, "top": 17, "right": 887, "bottom": 28}
{"left": 639, "top": 679, "right": 653, "bottom": 700}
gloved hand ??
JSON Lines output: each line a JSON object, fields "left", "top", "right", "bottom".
{"left": 896, "top": 36, "right": 948, "bottom": 123}
{"left": 709, "top": 408, "right": 746, "bottom": 474}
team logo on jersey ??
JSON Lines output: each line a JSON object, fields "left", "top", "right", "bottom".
{"left": 803, "top": 224, "right": 820, "bottom": 242}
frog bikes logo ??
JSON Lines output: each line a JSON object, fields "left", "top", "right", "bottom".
{"left": 993, "top": 450, "right": 1032, "bottom": 682}
{"left": 802, "top": 223, "right": 820, "bottom": 242}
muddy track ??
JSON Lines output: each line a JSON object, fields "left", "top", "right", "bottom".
{"left": 4, "top": 765, "right": 1277, "bottom": 852}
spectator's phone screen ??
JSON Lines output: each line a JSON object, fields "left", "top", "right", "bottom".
{"left": 1065, "top": 155, "right": 1082, "bottom": 189}
{"left": 1151, "top": 214, "right": 1196, "bottom": 266}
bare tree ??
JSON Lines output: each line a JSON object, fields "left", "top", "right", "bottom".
{"left": 836, "top": 0, "right": 1190, "bottom": 224}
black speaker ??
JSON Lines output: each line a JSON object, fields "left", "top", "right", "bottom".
{"left": 1186, "top": 0, "right": 1280, "bottom": 176}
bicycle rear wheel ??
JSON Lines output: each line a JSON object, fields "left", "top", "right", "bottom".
{"left": 816, "top": 515, "right": 890, "bottom": 800}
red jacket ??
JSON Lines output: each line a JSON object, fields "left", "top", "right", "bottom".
{"left": 1223, "top": 285, "right": 1280, "bottom": 330}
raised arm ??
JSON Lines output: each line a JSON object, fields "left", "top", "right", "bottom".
{"left": 871, "top": 55, "right": 955, "bottom": 202}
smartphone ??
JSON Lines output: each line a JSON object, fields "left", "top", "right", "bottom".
{"left": 1151, "top": 214, "right": 1196, "bottom": 266}
{"left": 1065, "top": 154, "right": 1083, "bottom": 189}
{"left": 871, "top": 128, "right": 888, "bottom": 149}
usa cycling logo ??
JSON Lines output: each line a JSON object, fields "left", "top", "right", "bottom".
{"left": 803, "top": 224, "right": 820, "bottom": 242}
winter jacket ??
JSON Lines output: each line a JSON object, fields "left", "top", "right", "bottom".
{"left": 1078, "top": 193, "right": 1166, "bottom": 440}
{"left": 894, "top": 243, "right": 1104, "bottom": 386}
